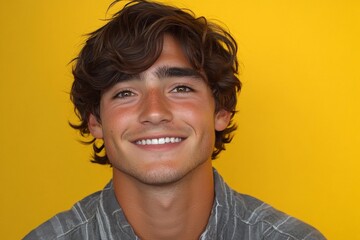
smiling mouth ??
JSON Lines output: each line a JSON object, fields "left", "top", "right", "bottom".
{"left": 135, "top": 137, "right": 183, "bottom": 145}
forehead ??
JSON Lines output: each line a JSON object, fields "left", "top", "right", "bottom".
{"left": 152, "top": 34, "right": 192, "bottom": 69}
{"left": 124, "top": 35, "right": 206, "bottom": 82}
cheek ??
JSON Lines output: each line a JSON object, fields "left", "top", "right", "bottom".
{"left": 176, "top": 102, "right": 216, "bottom": 130}
{"left": 101, "top": 108, "right": 134, "bottom": 138}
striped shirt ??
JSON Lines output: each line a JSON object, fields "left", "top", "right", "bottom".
{"left": 24, "top": 169, "right": 325, "bottom": 239}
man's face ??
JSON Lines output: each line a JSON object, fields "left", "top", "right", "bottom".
{"left": 89, "top": 35, "right": 230, "bottom": 185}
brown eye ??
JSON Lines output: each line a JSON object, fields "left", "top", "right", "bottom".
{"left": 116, "top": 90, "right": 135, "bottom": 98}
{"left": 172, "top": 85, "right": 193, "bottom": 93}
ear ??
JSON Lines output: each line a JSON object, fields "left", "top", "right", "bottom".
{"left": 214, "top": 109, "right": 231, "bottom": 131}
{"left": 88, "top": 114, "right": 103, "bottom": 139}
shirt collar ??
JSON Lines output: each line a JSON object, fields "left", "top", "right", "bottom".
{"left": 100, "top": 181, "right": 139, "bottom": 238}
{"left": 200, "top": 168, "right": 232, "bottom": 239}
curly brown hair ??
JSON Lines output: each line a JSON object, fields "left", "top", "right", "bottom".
{"left": 70, "top": 0, "right": 241, "bottom": 164}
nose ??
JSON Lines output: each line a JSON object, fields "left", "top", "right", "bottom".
{"left": 139, "top": 89, "right": 173, "bottom": 125}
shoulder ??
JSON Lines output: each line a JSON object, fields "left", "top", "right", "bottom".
{"left": 24, "top": 188, "right": 105, "bottom": 240}
{"left": 231, "top": 192, "right": 326, "bottom": 239}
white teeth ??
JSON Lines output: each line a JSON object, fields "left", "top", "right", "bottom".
{"left": 136, "top": 137, "right": 182, "bottom": 145}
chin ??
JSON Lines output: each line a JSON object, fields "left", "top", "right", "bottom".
{"left": 129, "top": 161, "right": 205, "bottom": 186}
{"left": 136, "top": 166, "right": 188, "bottom": 186}
{"left": 114, "top": 156, "right": 211, "bottom": 186}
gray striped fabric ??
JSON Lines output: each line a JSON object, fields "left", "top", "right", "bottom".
{"left": 24, "top": 169, "right": 325, "bottom": 240}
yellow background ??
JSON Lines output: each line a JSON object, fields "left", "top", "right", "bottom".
{"left": 1, "top": 0, "right": 359, "bottom": 239}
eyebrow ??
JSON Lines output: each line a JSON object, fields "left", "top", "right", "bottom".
{"left": 155, "top": 66, "right": 204, "bottom": 80}
{"left": 120, "top": 66, "right": 204, "bottom": 83}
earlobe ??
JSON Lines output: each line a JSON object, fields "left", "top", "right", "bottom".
{"left": 88, "top": 114, "right": 103, "bottom": 139}
{"left": 215, "top": 110, "right": 231, "bottom": 131}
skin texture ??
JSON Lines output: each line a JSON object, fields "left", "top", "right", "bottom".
{"left": 89, "top": 35, "right": 231, "bottom": 240}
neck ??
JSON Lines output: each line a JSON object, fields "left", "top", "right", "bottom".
{"left": 113, "top": 161, "right": 214, "bottom": 240}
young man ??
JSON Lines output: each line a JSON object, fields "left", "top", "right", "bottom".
{"left": 25, "top": 1, "right": 325, "bottom": 239}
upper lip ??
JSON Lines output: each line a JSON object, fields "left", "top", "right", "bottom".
{"left": 131, "top": 134, "right": 187, "bottom": 143}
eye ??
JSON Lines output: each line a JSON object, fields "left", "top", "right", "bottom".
{"left": 171, "top": 85, "right": 193, "bottom": 93}
{"left": 115, "top": 89, "right": 136, "bottom": 98}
